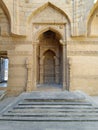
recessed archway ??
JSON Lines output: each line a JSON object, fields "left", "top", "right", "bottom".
{"left": 37, "top": 30, "right": 63, "bottom": 88}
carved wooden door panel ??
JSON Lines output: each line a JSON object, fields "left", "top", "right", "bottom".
{"left": 44, "top": 50, "right": 55, "bottom": 84}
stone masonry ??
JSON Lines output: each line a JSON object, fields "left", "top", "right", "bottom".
{"left": 0, "top": 0, "right": 98, "bottom": 95}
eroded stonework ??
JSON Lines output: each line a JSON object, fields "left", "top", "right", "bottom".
{"left": 0, "top": 0, "right": 98, "bottom": 96}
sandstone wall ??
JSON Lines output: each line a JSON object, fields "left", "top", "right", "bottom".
{"left": 0, "top": 0, "right": 98, "bottom": 95}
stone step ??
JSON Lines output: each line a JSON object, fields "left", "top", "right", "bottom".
{"left": 19, "top": 91, "right": 86, "bottom": 102}
{"left": 0, "top": 116, "right": 98, "bottom": 122}
{"left": 8, "top": 108, "right": 98, "bottom": 113}
{"left": 23, "top": 98, "right": 85, "bottom": 102}
{"left": 18, "top": 101, "right": 92, "bottom": 106}
{"left": 13, "top": 105, "right": 95, "bottom": 109}
{"left": 3, "top": 112, "right": 98, "bottom": 117}
{"left": 0, "top": 91, "right": 97, "bottom": 122}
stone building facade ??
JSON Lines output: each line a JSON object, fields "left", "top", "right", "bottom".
{"left": 0, "top": 0, "right": 98, "bottom": 95}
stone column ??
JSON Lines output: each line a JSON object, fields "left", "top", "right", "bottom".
{"left": 26, "top": 57, "right": 32, "bottom": 92}
{"left": 60, "top": 40, "right": 67, "bottom": 90}
{"left": 54, "top": 56, "right": 59, "bottom": 84}
{"left": 32, "top": 41, "right": 39, "bottom": 89}
{"left": 67, "top": 58, "right": 71, "bottom": 91}
{"left": 39, "top": 56, "right": 45, "bottom": 84}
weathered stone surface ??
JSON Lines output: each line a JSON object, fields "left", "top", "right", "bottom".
{"left": 0, "top": 93, "right": 98, "bottom": 129}
{"left": 1, "top": 91, "right": 98, "bottom": 123}
{"left": 0, "top": 0, "right": 98, "bottom": 96}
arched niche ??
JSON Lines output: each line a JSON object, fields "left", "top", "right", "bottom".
{"left": 37, "top": 30, "right": 63, "bottom": 86}
{"left": 0, "top": 1, "right": 11, "bottom": 36}
{"left": 36, "top": 26, "right": 63, "bottom": 41}
{"left": 87, "top": 2, "right": 98, "bottom": 36}
{"left": 0, "top": 0, "right": 11, "bottom": 23}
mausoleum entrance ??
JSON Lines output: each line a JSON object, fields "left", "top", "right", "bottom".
{"left": 37, "top": 30, "right": 63, "bottom": 88}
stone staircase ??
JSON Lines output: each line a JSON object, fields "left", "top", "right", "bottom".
{"left": 0, "top": 91, "right": 98, "bottom": 122}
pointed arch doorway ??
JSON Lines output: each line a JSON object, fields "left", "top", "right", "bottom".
{"left": 37, "top": 30, "right": 63, "bottom": 88}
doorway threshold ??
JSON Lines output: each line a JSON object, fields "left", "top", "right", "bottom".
{"left": 37, "top": 84, "right": 62, "bottom": 91}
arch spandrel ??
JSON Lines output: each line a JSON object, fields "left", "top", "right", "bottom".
{"left": 27, "top": 2, "right": 71, "bottom": 24}
{"left": 0, "top": 2, "right": 11, "bottom": 36}
{"left": 0, "top": 0, "right": 12, "bottom": 34}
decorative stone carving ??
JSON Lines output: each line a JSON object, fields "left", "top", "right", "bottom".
{"left": 59, "top": 40, "right": 67, "bottom": 46}
{"left": 26, "top": 57, "right": 32, "bottom": 92}
{"left": 67, "top": 58, "right": 71, "bottom": 91}
{"left": 32, "top": 4, "right": 67, "bottom": 24}
{"left": 33, "top": 23, "right": 65, "bottom": 41}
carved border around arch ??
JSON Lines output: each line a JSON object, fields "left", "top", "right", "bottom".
{"left": 33, "top": 26, "right": 64, "bottom": 41}
{"left": 0, "top": 0, "right": 11, "bottom": 29}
